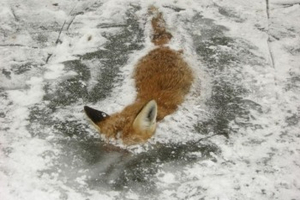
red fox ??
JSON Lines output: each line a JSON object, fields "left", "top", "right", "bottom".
{"left": 84, "top": 7, "right": 194, "bottom": 145}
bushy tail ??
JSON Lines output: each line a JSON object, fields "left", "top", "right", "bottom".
{"left": 149, "top": 6, "right": 172, "bottom": 46}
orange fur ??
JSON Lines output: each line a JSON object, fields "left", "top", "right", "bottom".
{"left": 85, "top": 7, "right": 194, "bottom": 145}
{"left": 150, "top": 10, "right": 172, "bottom": 45}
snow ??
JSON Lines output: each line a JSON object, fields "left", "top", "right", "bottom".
{"left": 1, "top": 0, "right": 300, "bottom": 199}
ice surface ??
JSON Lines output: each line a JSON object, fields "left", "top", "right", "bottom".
{"left": 1, "top": 0, "right": 300, "bottom": 199}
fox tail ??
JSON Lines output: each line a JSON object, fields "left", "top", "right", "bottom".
{"left": 149, "top": 6, "right": 172, "bottom": 46}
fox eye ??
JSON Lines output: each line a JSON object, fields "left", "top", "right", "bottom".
{"left": 84, "top": 106, "right": 109, "bottom": 124}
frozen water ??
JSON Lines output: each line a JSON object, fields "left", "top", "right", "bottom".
{"left": 1, "top": 0, "right": 300, "bottom": 199}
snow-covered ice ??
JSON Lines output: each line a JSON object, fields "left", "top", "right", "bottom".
{"left": 1, "top": 0, "right": 300, "bottom": 199}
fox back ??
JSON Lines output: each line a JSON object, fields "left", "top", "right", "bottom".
{"left": 84, "top": 7, "right": 194, "bottom": 145}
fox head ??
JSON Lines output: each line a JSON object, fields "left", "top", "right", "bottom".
{"left": 84, "top": 100, "right": 158, "bottom": 145}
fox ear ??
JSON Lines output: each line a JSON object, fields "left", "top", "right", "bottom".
{"left": 133, "top": 100, "right": 157, "bottom": 131}
{"left": 84, "top": 106, "right": 109, "bottom": 124}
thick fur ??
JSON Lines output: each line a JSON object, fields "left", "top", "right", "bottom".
{"left": 85, "top": 7, "right": 194, "bottom": 145}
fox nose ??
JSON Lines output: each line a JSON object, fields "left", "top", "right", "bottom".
{"left": 84, "top": 106, "right": 109, "bottom": 124}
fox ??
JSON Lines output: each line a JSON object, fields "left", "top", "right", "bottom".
{"left": 84, "top": 7, "right": 194, "bottom": 145}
